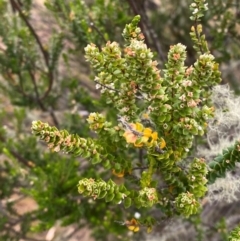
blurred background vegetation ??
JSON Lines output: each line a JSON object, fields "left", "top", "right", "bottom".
{"left": 0, "top": 0, "right": 240, "bottom": 240}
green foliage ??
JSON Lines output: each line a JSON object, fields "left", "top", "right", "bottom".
{"left": 1, "top": 0, "right": 240, "bottom": 240}
{"left": 0, "top": 0, "right": 60, "bottom": 109}
{"left": 32, "top": 0, "right": 224, "bottom": 225}
{"left": 44, "top": 0, "right": 131, "bottom": 49}
{"left": 228, "top": 225, "right": 240, "bottom": 241}
{"left": 207, "top": 140, "right": 240, "bottom": 184}
{"left": 175, "top": 192, "right": 200, "bottom": 217}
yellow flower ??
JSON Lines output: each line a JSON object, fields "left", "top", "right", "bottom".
{"left": 159, "top": 137, "right": 166, "bottom": 149}
{"left": 151, "top": 131, "right": 158, "bottom": 141}
{"left": 134, "top": 139, "right": 144, "bottom": 147}
{"left": 135, "top": 122, "right": 144, "bottom": 132}
{"left": 143, "top": 128, "right": 153, "bottom": 137}
{"left": 112, "top": 169, "right": 125, "bottom": 178}
{"left": 126, "top": 218, "right": 140, "bottom": 232}
{"left": 123, "top": 122, "right": 162, "bottom": 148}
{"left": 142, "top": 129, "right": 158, "bottom": 146}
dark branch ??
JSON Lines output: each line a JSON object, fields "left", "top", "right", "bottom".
{"left": 10, "top": 0, "right": 54, "bottom": 101}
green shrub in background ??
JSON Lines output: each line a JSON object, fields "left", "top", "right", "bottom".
{"left": 0, "top": 0, "right": 129, "bottom": 240}
{"left": 1, "top": 0, "right": 240, "bottom": 241}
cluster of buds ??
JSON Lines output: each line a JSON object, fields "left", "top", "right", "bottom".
{"left": 78, "top": 178, "right": 159, "bottom": 209}
{"left": 85, "top": 41, "right": 138, "bottom": 121}
{"left": 190, "top": 0, "right": 208, "bottom": 20}
{"left": 85, "top": 15, "right": 167, "bottom": 122}
{"left": 135, "top": 187, "right": 159, "bottom": 208}
{"left": 78, "top": 178, "right": 130, "bottom": 204}
{"left": 122, "top": 15, "right": 144, "bottom": 43}
{"left": 87, "top": 112, "right": 109, "bottom": 131}
{"left": 187, "top": 158, "right": 208, "bottom": 198}
{"left": 190, "top": 0, "right": 209, "bottom": 54}
{"left": 149, "top": 36, "right": 220, "bottom": 162}
{"left": 177, "top": 117, "right": 204, "bottom": 136}
{"left": 175, "top": 192, "right": 200, "bottom": 217}
{"left": 31, "top": 121, "right": 103, "bottom": 164}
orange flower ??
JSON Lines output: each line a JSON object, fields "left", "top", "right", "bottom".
{"left": 123, "top": 129, "right": 138, "bottom": 144}
{"left": 123, "top": 123, "right": 142, "bottom": 146}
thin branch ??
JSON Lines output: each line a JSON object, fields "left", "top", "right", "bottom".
{"left": 10, "top": 0, "right": 49, "bottom": 65}
{"left": 0, "top": 135, "right": 33, "bottom": 168}
{"left": 94, "top": 80, "right": 120, "bottom": 93}
{"left": 88, "top": 16, "right": 107, "bottom": 43}
{"left": 49, "top": 107, "right": 60, "bottom": 128}
{"left": 28, "top": 68, "right": 47, "bottom": 111}
{"left": 65, "top": 226, "right": 84, "bottom": 239}
{"left": 9, "top": 150, "right": 34, "bottom": 168}
{"left": 139, "top": 149, "right": 144, "bottom": 164}
{"left": 8, "top": 0, "right": 60, "bottom": 128}
{"left": 25, "top": 68, "right": 59, "bottom": 127}
{"left": 5, "top": 69, "right": 59, "bottom": 127}
{"left": 132, "top": 166, "right": 149, "bottom": 170}
{"left": 10, "top": 0, "right": 54, "bottom": 101}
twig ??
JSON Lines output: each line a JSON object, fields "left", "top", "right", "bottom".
{"left": 9, "top": 0, "right": 59, "bottom": 127}
{"left": 0, "top": 134, "right": 34, "bottom": 168}
{"left": 10, "top": 0, "right": 49, "bottom": 66}
{"left": 132, "top": 166, "right": 149, "bottom": 170}
{"left": 137, "top": 3, "right": 165, "bottom": 63}
{"left": 126, "top": 0, "right": 165, "bottom": 64}
{"left": 89, "top": 21, "right": 107, "bottom": 43}
{"left": 28, "top": 68, "right": 47, "bottom": 111}
{"left": 10, "top": 0, "right": 54, "bottom": 101}
{"left": 94, "top": 80, "right": 120, "bottom": 93}
{"left": 139, "top": 149, "right": 144, "bottom": 164}
{"left": 9, "top": 149, "right": 34, "bottom": 168}
{"left": 65, "top": 226, "right": 83, "bottom": 239}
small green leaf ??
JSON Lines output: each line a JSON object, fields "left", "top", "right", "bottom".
{"left": 98, "top": 191, "right": 107, "bottom": 199}
{"left": 123, "top": 197, "right": 132, "bottom": 208}
{"left": 105, "top": 193, "right": 115, "bottom": 202}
